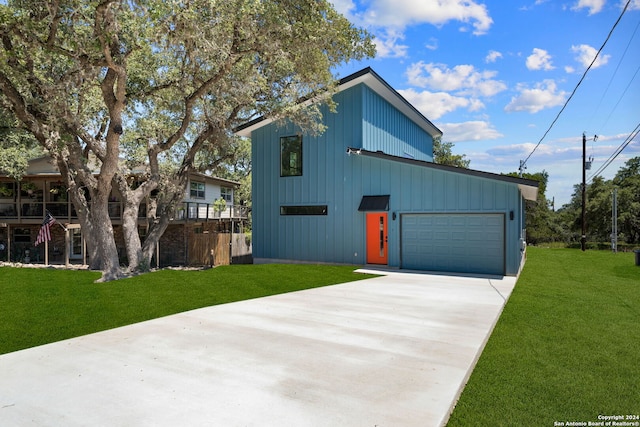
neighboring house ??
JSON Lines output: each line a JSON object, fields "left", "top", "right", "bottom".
{"left": 0, "top": 156, "right": 250, "bottom": 266}
{"left": 236, "top": 67, "right": 539, "bottom": 276}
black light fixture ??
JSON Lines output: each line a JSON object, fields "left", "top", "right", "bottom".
{"left": 509, "top": 210, "right": 514, "bottom": 220}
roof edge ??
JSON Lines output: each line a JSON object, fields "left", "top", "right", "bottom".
{"left": 337, "top": 67, "right": 442, "bottom": 138}
{"left": 235, "top": 67, "right": 443, "bottom": 139}
{"left": 348, "top": 148, "right": 539, "bottom": 201}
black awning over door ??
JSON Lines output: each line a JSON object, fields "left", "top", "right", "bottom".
{"left": 358, "top": 195, "right": 390, "bottom": 211}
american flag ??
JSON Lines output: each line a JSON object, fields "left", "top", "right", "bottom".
{"left": 34, "top": 211, "right": 56, "bottom": 246}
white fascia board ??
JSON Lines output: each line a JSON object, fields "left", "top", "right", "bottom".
{"left": 235, "top": 68, "right": 443, "bottom": 139}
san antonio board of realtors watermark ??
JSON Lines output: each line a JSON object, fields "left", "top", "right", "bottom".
{"left": 554, "top": 415, "right": 639, "bottom": 426}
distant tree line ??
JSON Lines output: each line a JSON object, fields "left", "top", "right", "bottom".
{"left": 513, "top": 157, "right": 640, "bottom": 248}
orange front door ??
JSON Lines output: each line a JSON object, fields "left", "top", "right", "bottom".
{"left": 366, "top": 212, "right": 388, "bottom": 264}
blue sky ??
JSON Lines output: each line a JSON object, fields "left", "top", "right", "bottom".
{"left": 331, "top": 0, "right": 640, "bottom": 207}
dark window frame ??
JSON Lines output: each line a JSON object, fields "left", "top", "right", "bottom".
{"left": 190, "top": 181, "right": 205, "bottom": 199}
{"left": 280, "top": 135, "right": 303, "bottom": 177}
{"left": 220, "top": 187, "right": 233, "bottom": 202}
{"left": 13, "top": 228, "right": 31, "bottom": 243}
{"left": 280, "top": 205, "right": 328, "bottom": 216}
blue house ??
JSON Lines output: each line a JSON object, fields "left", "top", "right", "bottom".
{"left": 236, "top": 68, "right": 538, "bottom": 276}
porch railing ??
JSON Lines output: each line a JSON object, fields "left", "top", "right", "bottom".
{"left": 172, "top": 202, "right": 249, "bottom": 221}
{"left": 0, "top": 200, "right": 248, "bottom": 221}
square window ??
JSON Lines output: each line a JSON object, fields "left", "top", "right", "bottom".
{"left": 280, "top": 135, "right": 302, "bottom": 177}
{"left": 190, "top": 181, "right": 205, "bottom": 199}
{"left": 221, "top": 187, "right": 233, "bottom": 203}
{"left": 13, "top": 228, "right": 31, "bottom": 243}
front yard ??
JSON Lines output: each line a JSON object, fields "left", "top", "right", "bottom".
{"left": 0, "top": 264, "right": 374, "bottom": 355}
{"left": 2, "top": 248, "right": 638, "bottom": 425}
{"left": 448, "top": 247, "right": 640, "bottom": 426}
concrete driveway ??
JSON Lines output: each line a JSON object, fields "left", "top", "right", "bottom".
{"left": 0, "top": 270, "right": 516, "bottom": 427}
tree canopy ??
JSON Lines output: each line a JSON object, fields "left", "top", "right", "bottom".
{"left": 0, "top": 0, "right": 375, "bottom": 280}
{"left": 0, "top": 107, "right": 42, "bottom": 179}
{"left": 522, "top": 157, "right": 640, "bottom": 247}
{"left": 432, "top": 137, "right": 470, "bottom": 168}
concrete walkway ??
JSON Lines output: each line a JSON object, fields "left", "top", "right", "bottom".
{"left": 0, "top": 270, "right": 516, "bottom": 427}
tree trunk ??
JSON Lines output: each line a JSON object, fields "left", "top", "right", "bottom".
{"left": 91, "top": 195, "right": 122, "bottom": 281}
{"left": 121, "top": 199, "right": 143, "bottom": 271}
{"left": 140, "top": 214, "right": 171, "bottom": 268}
{"left": 115, "top": 169, "right": 160, "bottom": 271}
{"left": 138, "top": 177, "right": 187, "bottom": 270}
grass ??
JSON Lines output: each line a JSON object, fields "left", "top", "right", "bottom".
{"left": 0, "top": 264, "right": 374, "bottom": 355}
{"left": 3, "top": 250, "right": 639, "bottom": 422}
{"left": 447, "top": 247, "right": 640, "bottom": 426}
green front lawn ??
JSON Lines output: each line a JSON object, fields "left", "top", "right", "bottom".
{"left": 3, "top": 248, "right": 639, "bottom": 424}
{"left": 448, "top": 247, "right": 640, "bottom": 426}
{"left": 0, "top": 264, "right": 374, "bottom": 355}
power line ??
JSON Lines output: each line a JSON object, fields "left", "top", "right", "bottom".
{"left": 591, "top": 18, "right": 640, "bottom": 129}
{"left": 519, "top": 0, "right": 632, "bottom": 171}
{"left": 588, "top": 121, "right": 640, "bottom": 181}
{"left": 599, "top": 63, "right": 640, "bottom": 130}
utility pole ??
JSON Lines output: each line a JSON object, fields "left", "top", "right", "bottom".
{"left": 612, "top": 188, "right": 618, "bottom": 253}
{"left": 581, "top": 132, "right": 598, "bottom": 252}
{"left": 518, "top": 160, "right": 526, "bottom": 177}
{"left": 581, "top": 132, "right": 587, "bottom": 251}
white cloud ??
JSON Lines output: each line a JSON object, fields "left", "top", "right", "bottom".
{"left": 572, "top": 0, "right": 606, "bottom": 14}
{"left": 425, "top": 37, "right": 439, "bottom": 51}
{"left": 374, "top": 29, "right": 409, "bottom": 58}
{"left": 438, "top": 121, "right": 504, "bottom": 142}
{"left": 519, "top": 0, "right": 551, "bottom": 11}
{"left": 331, "top": 0, "right": 357, "bottom": 16}
{"left": 351, "top": 0, "right": 493, "bottom": 35}
{"left": 570, "top": 44, "right": 610, "bottom": 69}
{"left": 462, "top": 135, "right": 640, "bottom": 206}
{"left": 626, "top": 0, "right": 640, "bottom": 11}
{"left": 399, "top": 89, "right": 484, "bottom": 120}
{"left": 485, "top": 50, "right": 503, "bottom": 63}
{"left": 526, "top": 48, "right": 555, "bottom": 71}
{"left": 505, "top": 80, "right": 567, "bottom": 113}
{"left": 486, "top": 142, "right": 544, "bottom": 157}
{"left": 331, "top": 0, "right": 493, "bottom": 61}
{"left": 406, "top": 61, "right": 507, "bottom": 97}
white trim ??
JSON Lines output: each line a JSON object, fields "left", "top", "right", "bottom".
{"left": 235, "top": 69, "right": 443, "bottom": 139}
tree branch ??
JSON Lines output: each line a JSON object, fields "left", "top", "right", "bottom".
{"left": 45, "top": 0, "right": 62, "bottom": 48}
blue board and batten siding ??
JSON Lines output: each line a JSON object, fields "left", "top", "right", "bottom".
{"left": 251, "top": 89, "right": 364, "bottom": 265}
{"left": 350, "top": 154, "right": 524, "bottom": 275}
{"left": 251, "top": 81, "right": 528, "bottom": 276}
{"left": 362, "top": 85, "right": 433, "bottom": 162}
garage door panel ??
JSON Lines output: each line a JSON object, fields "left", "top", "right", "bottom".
{"left": 451, "top": 231, "right": 466, "bottom": 241}
{"left": 485, "top": 216, "right": 503, "bottom": 227}
{"left": 434, "top": 231, "right": 450, "bottom": 241}
{"left": 451, "top": 217, "right": 466, "bottom": 226}
{"left": 467, "top": 231, "right": 485, "bottom": 241}
{"left": 418, "top": 217, "right": 433, "bottom": 226}
{"left": 467, "top": 217, "right": 485, "bottom": 226}
{"left": 434, "top": 217, "right": 449, "bottom": 225}
{"left": 418, "top": 230, "right": 433, "bottom": 240}
{"left": 485, "top": 234, "right": 502, "bottom": 243}
{"left": 401, "top": 213, "right": 504, "bottom": 275}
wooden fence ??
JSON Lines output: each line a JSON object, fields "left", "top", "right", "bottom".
{"left": 188, "top": 232, "right": 251, "bottom": 266}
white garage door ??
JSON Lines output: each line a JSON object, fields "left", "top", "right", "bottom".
{"left": 401, "top": 213, "right": 505, "bottom": 276}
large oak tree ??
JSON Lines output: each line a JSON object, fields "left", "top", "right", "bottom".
{"left": 0, "top": 0, "right": 374, "bottom": 280}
